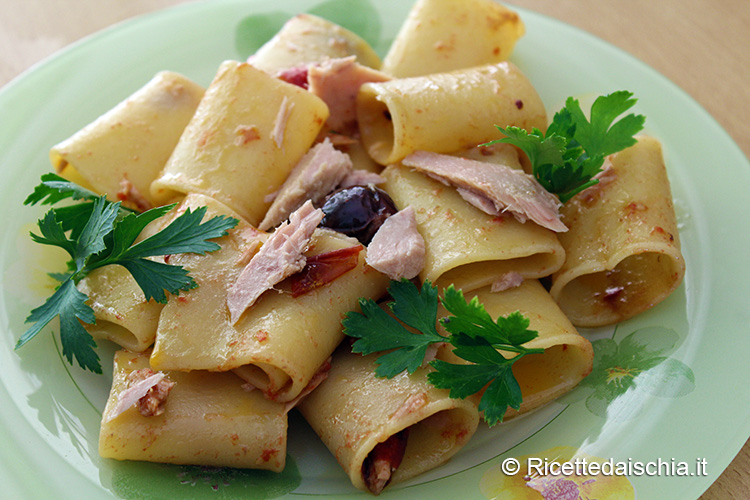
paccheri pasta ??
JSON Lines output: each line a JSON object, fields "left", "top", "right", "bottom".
{"left": 20, "top": 0, "right": 686, "bottom": 496}
{"left": 548, "top": 137, "right": 686, "bottom": 326}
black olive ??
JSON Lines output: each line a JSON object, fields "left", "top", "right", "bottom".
{"left": 320, "top": 185, "right": 398, "bottom": 245}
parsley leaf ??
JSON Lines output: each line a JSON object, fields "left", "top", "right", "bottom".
{"left": 116, "top": 258, "right": 196, "bottom": 303}
{"left": 568, "top": 91, "right": 645, "bottom": 156}
{"left": 487, "top": 90, "right": 645, "bottom": 203}
{"left": 430, "top": 341, "right": 524, "bottom": 427}
{"left": 24, "top": 172, "right": 102, "bottom": 206}
{"left": 440, "top": 286, "right": 539, "bottom": 348}
{"left": 29, "top": 209, "right": 77, "bottom": 258}
{"left": 24, "top": 174, "right": 135, "bottom": 239}
{"left": 74, "top": 196, "right": 120, "bottom": 270}
{"left": 430, "top": 286, "right": 543, "bottom": 426}
{"left": 16, "top": 279, "right": 99, "bottom": 372}
{"left": 342, "top": 280, "right": 543, "bottom": 426}
{"left": 344, "top": 280, "right": 446, "bottom": 378}
{"left": 118, "top": 206, "right": 234, "bottom": 259}
{"left": 16, "top": 175, "right": 239, "bottom": 373}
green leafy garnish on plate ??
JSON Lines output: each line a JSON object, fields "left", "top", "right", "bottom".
{"left": 487, "top": 90, "right": 645, "bottom": 203}
{"left": 343, "top": 279, "right": 544, "bottom": 426}
{"left": 16, "top": 175, "right": 238, "bottom": 373}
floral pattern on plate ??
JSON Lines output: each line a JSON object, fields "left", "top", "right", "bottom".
{"left": 578, "top": 326, "right": 695, "bottom": 418}
{"left": 479, "top": 446, "right": 635, "bottom": 500}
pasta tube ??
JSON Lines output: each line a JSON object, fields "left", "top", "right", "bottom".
{"left": 99, "top": 350, "right": 288, "bottom": 471}
{"left": 381, "top": 164, "right": 565, "bottom": 293}
{"left": 382, "top": 0, "right": 524, "bottom": 78}
{"left": 438, "top": 280, "right": 594, "bottom": 419}
{"left": 50, "top": 71, "right": 204, "bottom": 210}
{"left": 356, "top": 61, "right": 546, "bottom": 165}
{"left": 298, "top": 346, "right": 479, "bottom": 493}
{"left": 77, "top": 266, "right": 164, "bottom": 352}
{"left": 250, "top": 14, "right": 381, "bottom": 73}
{"left": 150, "top": 60, "right": 329, "bottom": 226}
{"left": 549, "top": 136, "right": 686, "bottom": 327}
{"left": 150, "top": 195, "right": 389, "bottom": 403}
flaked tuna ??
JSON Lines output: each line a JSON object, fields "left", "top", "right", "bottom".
{"left": 401, "top": 151, "right": 567, "bottom": 232}
{"left": 491, "top": 272, "right": 524, "bottom": 292}
{"left": 259, "top": 138, "right": 352, "bottom": 231}
{"left": 365, "top": 206, "right": 425, "bottom": 280}
{"left": 308, "top": 56, "right": 390, "bottom": 135}
{"left": 339, "top": 169, "right": 385, "bottom": 189}
{"left": 227, "top": 201, "right": 324, "bottom": 323}
{"left": 362, "top": 429, "right": 409, "bottom": 495}
{"left": 105, "top": 369, "right": 174, "bottom": 422}
{"left": 271, "top": 96, "right": 294, "bottom": 149}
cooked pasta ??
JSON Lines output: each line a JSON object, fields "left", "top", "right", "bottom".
{"left": 356, "top": 61, "right": 547, "bottom": 165}
{"left": 26, "top": 1, "right": 685, "bottom": 494}
{"left": 150, "top": 60, "right": 329, "bottom": 226}
{"left": 77, "top": 266, "right": 164, "bottom": 352}
{"left": 381, "top": 0, "right": 524, "bottom": 78}
{"left": 437, "top": 280, "right": 594, "bottom": 418}
{"left": 298, "top": 345, "right": 480, "bottom": 493}
{"left": 149, "top": 194, "right": 390, "bottom": 403}
{"left": 549, "top": 136, "right": 685, "bottom": 327}
{"left": 100, "top": 350, "right": 288, "bottom": 471}
{"left": 381, "top": 161, "right": 565, "bottom": 293}
{"left": 51, "top": 71, "right": 204, "bottom": 210}
{"left": 250, "top": 14, "right": 381, "bottom": 73}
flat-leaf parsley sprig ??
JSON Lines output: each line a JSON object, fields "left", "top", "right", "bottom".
{"left": 343, "top": 279, "right": 544, "bottom": 426}
{"left": 16, "top": 175, "right": 239, "bottom": 373}
{"left": 486, "top": 90, "right": 646, "bottom": 203}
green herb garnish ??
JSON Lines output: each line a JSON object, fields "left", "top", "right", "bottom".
{"left": 487, "top": 90, "right": 645, "bottom": 203}
{"left": 16, "top": 175, "right": 238, "bottom": 373}
{"left": 343, "top": 279, "right": 544, "bottom": 426}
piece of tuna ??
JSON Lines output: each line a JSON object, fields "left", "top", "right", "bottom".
{"left": 260, "top": 138, "right": 352, "bottom": 231}
{"left": 365, "top": 206, "right": 425, "bottom": 280}
{"left": 116, "top": 176, "right": 153, "bottom": 212}
{"left": 362, "top": 429, "right": 409, "bottom": 495}
{"left": 401, "top": 151, "right": 567, "bottom": 232}
{"left": 227, "top": 200, "right": 324, "bottom": 323}
{"left": 271, "top": 96, "right": 294, "bottom": 149}
{"left": 338, "top": 169, "right": 386, "bottom": 189}
{"left": 105, "top": 369, "right": 174, "bottom": 422}
{"left": 308, "top": 56, "right": 390, "bottom": 135}
{"left": 490, "top": 272, "right": 524, "bottom": 292}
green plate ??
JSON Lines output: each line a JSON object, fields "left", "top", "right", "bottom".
{"left": 1, "top": 1, "right": 749, "bottom": 499}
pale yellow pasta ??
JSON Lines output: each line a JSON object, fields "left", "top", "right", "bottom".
{"left": 356, "top": 61, "right": 547, "bottom": 165}
{"left": 298, "top": 346, "right": 479, "bottom": 492}
{"left": 250, "top": 14, "right": 381, "bottom": 73}
{"left": 150, "top": 60, "right": 329, "bottom": 226}
{"left": 438, "top": 280, "right": 594, "bottom": 418}
{"left": 149, "top": 195, "right": 389, "bottom": 403}
{"left": 335, "top": 136, "right": 383, "bottom": 174}
{"left": 549, "top": 136, "right": 685, "bottom": 327}
{"left": 381, "top": 164, "right": 565, "bottom": 293}
{"left": 74, "top": 3, "right": 685, "bottom": 489}
{"left": 99, "top": 350, "right": 288, "bottom": 471}
{"left": 381, "top": 0, "right": 524, "bottom": 78}
{"left": 51, "top": 71, "right": 204, "bottom": 209}
{"left": 77, "top": 266, "right": 164, "bottom": 352}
